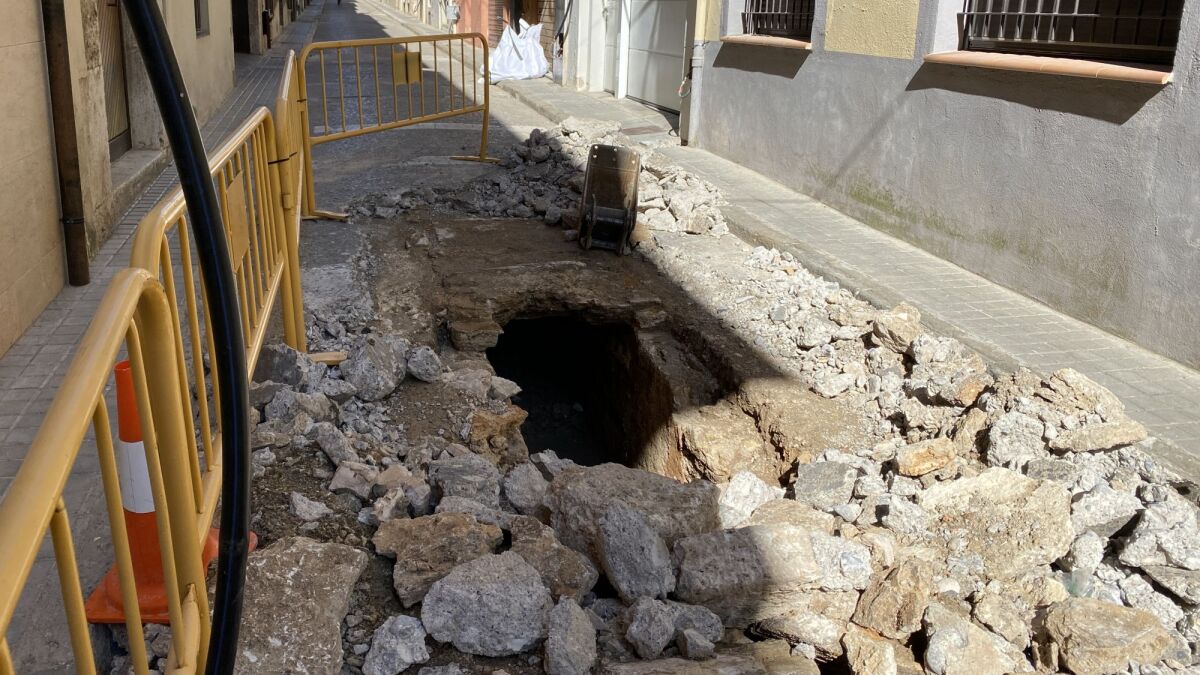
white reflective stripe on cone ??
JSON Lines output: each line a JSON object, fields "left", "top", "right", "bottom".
{"left": 117, "top": 439, "right": 155, "bottom": 513}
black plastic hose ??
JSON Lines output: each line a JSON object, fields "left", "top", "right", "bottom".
{"left": 120, "top": 2, "right": 252, "bottom": 673}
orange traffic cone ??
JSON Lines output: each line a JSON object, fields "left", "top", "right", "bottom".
{"left": 85, "top": 361, "right": 229, "bottom": 624}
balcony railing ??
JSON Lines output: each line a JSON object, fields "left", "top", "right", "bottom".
{"left": 960, "top": 0, "right": 1184, "bottom": 65}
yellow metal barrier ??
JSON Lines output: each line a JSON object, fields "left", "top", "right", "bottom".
{"left": 0, "top": 269, "right": 210, "bottom": 675}
{"left": 0, "top": 52, "right": 307, "bottom": 675}
{"left": 296, "top": 33, "right": 497, "bottom": 219}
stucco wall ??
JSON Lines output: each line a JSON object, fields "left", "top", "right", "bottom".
{"left": 694, "top": 0, "right": 1200, "bottom": 368}
{"left": 0, "top": 3, "right": 66, "bottom": 354}
{"left": 164, "top": 0, "right": 236, "bottom": 124}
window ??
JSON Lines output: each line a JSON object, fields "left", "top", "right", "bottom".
{"left": 195, "top": 0, "right": 210, "bottom": 36}
{"left": 742, "top": 0, "right": 815, "bottom": 40}
{"left": 959, "top": 0, "right": 1184, "bottom": 65}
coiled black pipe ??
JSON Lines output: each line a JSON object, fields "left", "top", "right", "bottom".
{"left": 119, "top": 2, "right": 252, "bottom": 672}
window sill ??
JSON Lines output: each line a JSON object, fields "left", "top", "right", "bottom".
{"left": 924, "top": 51, "right": 1171, "bottom": 85}
{"left": 720, "top": 35, "right": 812, "bottom": 51}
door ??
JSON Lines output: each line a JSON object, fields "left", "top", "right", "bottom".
{"left": 98, "top": 0, "right": 131, "bottom": 157}
{"left": 625, "top": 0, "right": 685, "bottom": 111}
{"left": 602, "top": 0, "right": 620, "bottom": 93}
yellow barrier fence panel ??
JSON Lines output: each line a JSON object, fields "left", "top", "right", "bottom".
{"left": 1, "top": 63, "right": 308, "bottom": 673}
{"left": 0, "top": 269, "right": 210, "bottom": 675}
{"left": 297, "top": 33, "right": 497, "bottom": 219}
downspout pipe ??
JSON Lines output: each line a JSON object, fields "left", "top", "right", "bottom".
{"left": 119, "top": 1, "right": 252, "bottom": 673}
{"left": 41, "top": 0, "right": 90, "bottom": 286}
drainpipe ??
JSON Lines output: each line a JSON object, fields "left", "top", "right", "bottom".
{"left": 41, "top": 0, "right": 90, "bottom": 286}
{"left": 680, "top": 43, "right": 704, "bottom": 146}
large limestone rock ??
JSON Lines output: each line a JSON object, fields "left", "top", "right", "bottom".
{"left": 544, "top": 599, "right": 596, "bottom": 675}
{"left": 872, "top": 303, "right": 922, "bottom": 353}
{"left": 544, "top": 463, "right": 720, "bottom": 556}
{"left": 342, "top": 334, "right": 410, "bottom": 401}
{"left": 428, "top": 452, "right": 501, "bottom": 507}
{"left": 719, "top": 471, "right": 784, "bottom": 529}
{"left": 852, "top": 557, "right": 936, "bottom": 640}
{"left": 372, "top": 512, "right": 502, "bottom": 606}
{"left": 1037, "top": 598, "right": 1175, "bottom": 675}
{"left": 421, "top": 552, "right": 554, "bottom": 657}
{"left": 597, "top": 502, "right": 675, "bottom": 602}
{"left": 790, "top": 461, "right": 857, "bottom": 510}
{"left": 673, "top": 523, "right": 872, "bottom": 626}
{"left": 843, "top": 625, "right": 899, "bottom": 675}
{"left": 671, "top": 404, "right": 775, "bottom": 483}
{"left": 751, "top": 608, "right": 845, "bottom": 661}
{"left": 362, "top": 615, "right": 430, "bottom": 675}
{"left": 234, "top": 537, "right": 368, "bottom": 674}
{"left": 1119, "top": 492, "right": 1200, "bottom": 571}
{"left": 922, "top": 603, "right": 1024, "bottom": 675}
{"left": 509, "top": 516, "right": 598, "bottom": 602}
{"left": 917, "top": 467, "right": 1072, "bottom": 580}
{"left": 744, "top": 499, "right": 836, "bottom": 533}
{"left": 255, "top": 343, "right": 320, "bottom": 389}
{"left": 1049, "top": 419, "right": 1147, "bottom": 453}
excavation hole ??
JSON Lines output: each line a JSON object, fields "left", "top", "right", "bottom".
{"left": 487, "top": 315, "right": 675, "bottom": 467}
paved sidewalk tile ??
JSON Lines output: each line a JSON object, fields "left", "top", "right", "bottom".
{"left": 499, "top": 76, "right": 1200, "bottom": 481}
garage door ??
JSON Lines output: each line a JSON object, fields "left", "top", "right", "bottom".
{"left": 625, "top": 0, "right": 685, "bottom": 112}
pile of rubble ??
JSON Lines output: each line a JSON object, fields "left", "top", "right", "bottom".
{"left": 347, "top": 117, "right": 729, "bottom": 238}
{"left": 229, "top": 316, "right": 1200, "bottom": 675}
{"left": 212, "top": 117, "right": 1200, "bottom": 674}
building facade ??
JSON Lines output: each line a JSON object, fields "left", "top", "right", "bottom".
{"left": 564, "top": 0, "right": 1200, "bottom": 370}
{"left": 0, "top": 0, "right": 237, "bottom": 357}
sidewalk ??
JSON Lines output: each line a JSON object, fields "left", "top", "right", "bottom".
{"left": 498, "top": 76, "right": 1200, "bottom": 480}
{"left": 0, "top": 5, "right": 322, "bottom": 669}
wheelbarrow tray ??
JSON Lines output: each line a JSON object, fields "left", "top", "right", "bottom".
{"left": 577, "top": 144, "right": 641, "bottom": 254}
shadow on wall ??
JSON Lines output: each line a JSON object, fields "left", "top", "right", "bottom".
{"left": 711, "top": 42, "right": 810, "bottom": 78}
{"left": 906, "top": 62, "right": 1166, "bottom": 125}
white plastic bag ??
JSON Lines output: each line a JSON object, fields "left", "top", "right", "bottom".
{"left": 489, "top": 20, "right": 549, "bottom": 83}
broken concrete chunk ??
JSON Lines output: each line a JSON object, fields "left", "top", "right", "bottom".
{"left": 290, "top": 491, "right": 332, "bottom": 522}
{"left": 1038, "top": 597, "right": 1174, "bottom": 675}
{"left": 842, "top": 625, "right": 898, "bottom": 675}
{"left": 504, "top": 462, "right": 549, "bottom": 516}
{"left": 429, "top": 451, "right": 501, "bottom": 508}
{"left": 509, "top": 516, "right": 598, "bottom": 602}
{"left": 266, "top": 388, "right": 336, "bottom": 424}
{"left": 1050, "top": 419, "right": 1149, "bottom": 453}
{"left": 597, "top": 502, "right": 675, "bottom": 602}
{"left": 314, "top": 422, "right": 361, "bottom": 466}
{"left": 673, "top": 523, "right": 872, "bottom": 627}
{"left": 329, "top": 460, "right": 378, "bottom": 500}
{"left": 1070, "top": 484, "right": 1142, "bottom": 537}
{"left": 234, "top": 538, "right": 368, "bottom": 674}
{"left": 1142, "top": 564, "right": 1200, "bottom": 605}
{"left": 895, "top": 438, "right": 956, "bottom": 477}
{"left": 544, "top": 598, "right": 597, "bottom": 675}
{"left": 254, "top": 343, "right": 319, "bottom": 389}
{"left": 421, "top": 551, "right": 553, "bottom": 657}
{"left": 406, "top": 345, "right": 443, "bottom": 383}
{"left": 922, "top": 602, "right": 1023, "bottom": 675}
{"left": 986, "top": 411, "right": 1046, "bottom": 469}
{"left": 745, "top": 499, "right": 836, "bottom": 533}
{"left": 871, "top": 303, "right": 922, "bottom": 353}
{"left": 362, "top": 615, "right": 430, "bottom": 675}
{"left": 852, "top": 557, "right": 935, "bottom": 640}
{"left": 342, "top": 334, "right": 410, "bottom": 401}
{"left": 625, "top": 597, "right": 676, "bottom": 660}
{"left": 918, "top": 467, "right": 1072, "bottom": 581}
{"left": 545, "top": 463, "right": 720, "bottom": 556}
{"left": 1119, "top": 492, "right": 1200, "bottom": 571}
{"left": 791, "top": 461, "right": 858, "bottom": 511}
{"left": 751, "top": 608, "right": 844, "bottom": 661}
{"left": 675, "top": 628, "right": 715, "bottom": 660}
{"left": 719, "top": 470, "right": 785, "bottom": 528}
{"left": 372, "top": 512, "right": 502, "bottom": 607}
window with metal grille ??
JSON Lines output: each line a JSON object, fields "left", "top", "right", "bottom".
{"left": 195, "top": 0, "right": 211, "bottom": 36}
{"left": 742, "top": 0, "right": 815, "bottom": 40}
{"left": 960, "top": 0, "right": 1185, "bottom": 65}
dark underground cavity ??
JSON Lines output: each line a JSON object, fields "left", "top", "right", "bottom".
{"left": 486, "top": 315, "right": 675, "bottom": 468}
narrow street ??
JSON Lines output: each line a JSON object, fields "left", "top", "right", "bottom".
{"left": 4, "top": 0, "right": 1200, "bottom": 673}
